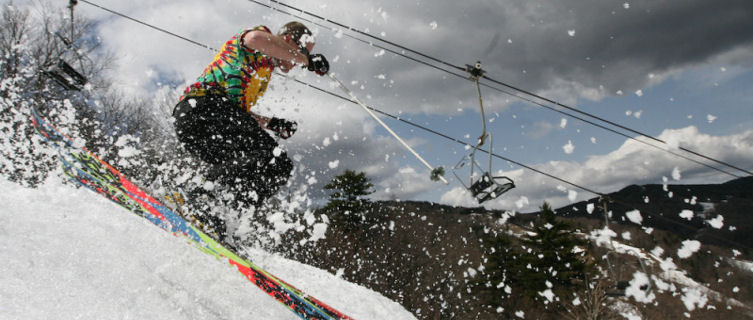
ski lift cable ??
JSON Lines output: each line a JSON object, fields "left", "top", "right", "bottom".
{"left": 242, "top": 0, "right": 752, "bottom": 178}
{"left": 243, "top": 0, "right": 473, "bottom": 84}
{"left": 478, "top": 82, "right": 743, "bottom": 178}
{"left": 77, "top": 0, "right": 218, "bottom": 52}
{"left": 480, "top": 74, "right": 753, "bottom": 177}
{"left": 65, "top": 2, "right": 753, "bottom": 251}
{"left": 244, "top": 0, "right": 467, "bottom": 74}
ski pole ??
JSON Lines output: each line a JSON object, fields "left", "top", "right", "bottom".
{"left": 328, "top": 73, "right": 449, "bottom": 185}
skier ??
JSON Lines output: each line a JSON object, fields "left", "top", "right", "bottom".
{"left": 173, "top": 21, "right": 329, "bottom": 215}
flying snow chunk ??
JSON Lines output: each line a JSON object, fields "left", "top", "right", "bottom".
{"left": 707, "top": 215, "right": 724, "bottom": 229}
{"left": 539, "top": 289, "right": 555, "bottom": 303}
{"left": 591, "top": 227, "right": 617, "bottom": 246}
{"left": 707, "top": 114, "right": 717, "bottom": 123}
{"left": 328, "top": 160, "right": 340, "bottom": 169}
{"left": 559, "top": 118, "right": 567, "bottom": 128}
{"left": 568, "top": 190, "right": 577, "bottom": 201}
{"left": 515, "top": 196, "right": 529, "bottom": 209}
{"left": 567, "top": 30, "right": 576, "bottom": 37}
{"left": 625, "top": 272, "right": 655, "bottom": 303}
{"left": 671, "top": 167, "right": 682, "bottom": 180}
{"left": 562, "top": 140, "right": 575, "bottom": 154}
{"left": 623, "top": 2, "right": 630, "bottom": 9}
{"left": 681, "top": 288, "right": 708, "bottom": 312}
{"left": 586, "top": 203, "right": 595, "bottom": 214}
{"left": 635, "top": 89, "right": 643, "bottom": 97}
{"left": 309, "top": 223, "right": 328, "bottom": 242}
{"left": 651, "top": 246, "right": 665, "bottom": 258}
{"left": 677, "top": 240, "right": 701, "bottom": 259}
{"left": 429, "top": 21, "right": 438, "bottom": 30}
{"left": 378, "top": 8, "right": 388, "bottom": 20}
{"left": 626, "top": 209, "right": 642, "bottom": 224}
{"left": 679, "top": 209, "right": 694, "bottom": 221}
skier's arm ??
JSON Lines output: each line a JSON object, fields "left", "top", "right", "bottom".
{"left": 243, "top": 30, "right": 308, "bottom": 66}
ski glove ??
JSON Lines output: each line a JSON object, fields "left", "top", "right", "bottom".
{"left": 301, "top": 48, "right": 329, "bottom": 76}
{"left": 267, "top": 117, "right": 297, "bottom": 139}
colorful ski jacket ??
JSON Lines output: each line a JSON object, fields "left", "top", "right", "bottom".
{"left": 182, "top": 26, "right": 275, "bottom": 112}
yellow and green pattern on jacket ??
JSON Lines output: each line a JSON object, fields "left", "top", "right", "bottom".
{"left": 185, "top": 26, "right": 275, "bottom": 112}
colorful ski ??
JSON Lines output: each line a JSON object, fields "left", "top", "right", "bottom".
{"left": 31, "top": 107, "right": 352, "bottom": 320}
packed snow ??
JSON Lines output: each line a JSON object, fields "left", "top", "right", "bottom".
{"left": 0, "top": 176, "right": 416, "bottom": 320}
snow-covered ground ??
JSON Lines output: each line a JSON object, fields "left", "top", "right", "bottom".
{"left": 0, "top": 176, "right": 416, "bottom": 320}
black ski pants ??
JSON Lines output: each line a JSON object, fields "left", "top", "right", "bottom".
{"left": 173, "top": 94, "right": 293, "bottom": 207}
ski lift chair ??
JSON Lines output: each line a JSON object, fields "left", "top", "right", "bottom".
{"left": 44, "top": 58, "right": 87, "bottom": 91}
{"left": 452, "top": 132, "right": 515, "bottom": 204}
{"left": 43, "top": 1, "right": 88, "bottom": 91}
{"left": 452, "top": 61, "right": 515, "bottom": 204}
{"left": 44, "top": 31, "right": 88, "bottom": 91}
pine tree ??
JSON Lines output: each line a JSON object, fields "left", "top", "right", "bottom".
{"left": 517, "top": 202, "right": 591, "bottom": 309}
{"left": 322, "top": 170, "right": 374, "bottom": 230}
{"left": 480, "top": 202, "right": 592, "bottom": 315}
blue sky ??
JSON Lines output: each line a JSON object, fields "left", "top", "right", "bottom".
{"left": 33, "top": 0, "right": 753, "bottom": 211}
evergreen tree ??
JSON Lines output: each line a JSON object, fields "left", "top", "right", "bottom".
{"left": 477, "top": 231, "right": 528, "bottom": 314}
{"left": 322, "top": 170, "right": 374, "bottom": 230}
{"left": 480, "top": 202, "right": 592, "bottom": 315}
{"left": 517, "top": 202, "right": 591, "bottom": 309}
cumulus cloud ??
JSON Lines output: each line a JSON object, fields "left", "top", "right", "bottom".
{"left": 446, "top": 127, "right": 753, "bottom": 212}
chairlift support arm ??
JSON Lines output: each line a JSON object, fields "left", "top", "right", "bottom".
{"left": 329, "top": 73, "right": 449, "bottom": 184}
{"left": 450, "top": 61, "right": 515, "bottom": 203}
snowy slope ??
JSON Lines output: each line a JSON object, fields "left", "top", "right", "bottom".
{"left": 0, "top": 176, "right": 416, "bottom": 320}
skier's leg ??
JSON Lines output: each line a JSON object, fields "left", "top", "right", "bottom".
{"left": 180, "top": 96, "right": 291, "bottom": 208}
{"left": 173, "top": 95, "right": 244, "bottom": 238}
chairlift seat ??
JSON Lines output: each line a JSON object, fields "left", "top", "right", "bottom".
{"left": 470, "top": 173, "right": 515, "bottom": 203}
{"left": 45, "top": 59, "right": 87, "bottom": 91}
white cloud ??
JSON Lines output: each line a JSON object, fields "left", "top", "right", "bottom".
{"left": 452, "top": 126, "right": 753, "bottom": 212}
